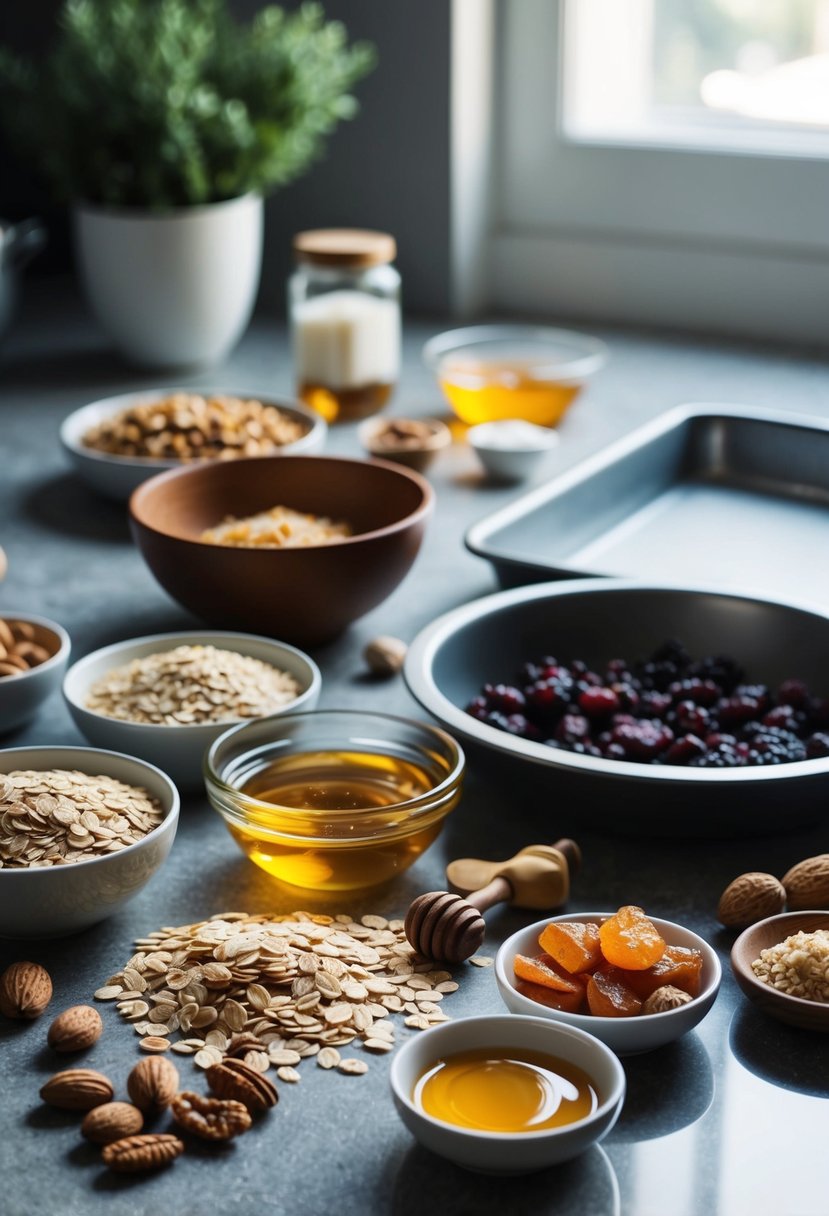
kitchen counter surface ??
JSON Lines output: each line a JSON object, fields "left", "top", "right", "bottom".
{"left": 1, "top": 286, "right": 828, "bottom": 1216}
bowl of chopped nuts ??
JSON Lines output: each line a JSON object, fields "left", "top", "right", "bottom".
{"left": 60, "top": 389, "right": 327, "bottom": 501}
{"left": 0, "top": 745, "right": 179, "bottom": 938}
{"left": 62, "top": 631, "right": 321, "bottom": 789}
{"left": 359, "top": 416, "right": 451, "bottom": 474}
{"left": 731, "top": 911, "right": 829, "bottom": 1032}
{"left": 0, "top": 612, "right": 71, "bottom": 734}
{"left": 130, "top": 454, "right": 433, "bottom": 646}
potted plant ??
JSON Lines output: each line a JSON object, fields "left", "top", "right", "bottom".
{"left": 0, "top": 0, "right": 374, "bottom": 367}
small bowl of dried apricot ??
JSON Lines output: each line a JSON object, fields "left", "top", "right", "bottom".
{"left": 495, "top": 906, "right": 721, "bottom": 1055}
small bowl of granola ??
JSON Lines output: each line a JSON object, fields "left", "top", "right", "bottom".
{"left": 60, "top": 389, "right": 326, "bottom": 501}
{"left": 731, "top": 911, "right": 829, "bottom": 1032}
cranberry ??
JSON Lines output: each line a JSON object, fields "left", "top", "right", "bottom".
{"left": 806, "top": 732, "right": 829, "bottom": 759}
{"left": 674, "top": 701, "right": 710, "bottom": 735}
{"left": 482, "top": 683, "right": 526, "bottom": 713}
{"left": 638, "top": 691, "right": 672, "bottom": 718}
{"left": 526, "top": 676, "right": 572, "bottom": 714}
{"left": 611, "top": 682, "right": 640, "bottom": 712}
{"left": 663, "top": 735, "right": 707, "bottom": 765}
{"left": 466, "top": 695, "right": 490, "bottom": 721}
{"left": 762, "top": 705, "right": 799, "bottom": 731}
{"left": 778, "top": 678, "right": 810, "bottom": 709}
{"left": 716, "top": 695, "right": 761, "bottom": 728}
{"left": 668, "top": 677, "right": 721, "bottom": 707}
{"left": 611, "top": 720, "right": 674, "bottom": 761}
{"left": 578, "top": 687, "right": 620, "bottom": 718}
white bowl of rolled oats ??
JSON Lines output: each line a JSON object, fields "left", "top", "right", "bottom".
{"left": 0, "top": 745, "right": 179, "bottom": 938}
{"left": 60, "top": 389, "right": 326, "bottom": 501}
{"left": 63, "top": 631, "right": 321, "bottom": 790}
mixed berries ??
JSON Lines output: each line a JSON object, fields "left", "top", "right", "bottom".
{"left": 466, "top": 640, "right": 829, "bottom": 768}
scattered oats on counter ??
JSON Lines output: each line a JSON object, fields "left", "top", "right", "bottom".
{"left": 96, "top": 911, "right": 458, "bottom": 1075}
{"left": 0, "top": 771, "right": 164, "bottom": 868}
{"left": 85, "top": 645, "right": 301, "bottom": 726}
{"left": 200, "top": 505, "right": 352, "bottom": 549}
{"left": 751, "top": 929, "right": 829, "bottom": 1002}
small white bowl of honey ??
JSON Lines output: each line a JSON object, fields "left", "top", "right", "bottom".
{"left": 423, "top": 325, "right": 608, "bottom": 429}
{"left": 205, "top": 710, "right": 465, "bottom": 892}
{"left": 390, "top": 1014, "right": 625, "bottom": 1174}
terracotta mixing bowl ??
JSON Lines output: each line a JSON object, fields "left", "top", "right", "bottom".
{"left": 129, "top": 455, "right": 433, "bottom": 645}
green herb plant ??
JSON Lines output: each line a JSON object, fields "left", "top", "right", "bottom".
{"left": 0, "top": 0, "right": 375, "bottom": 209}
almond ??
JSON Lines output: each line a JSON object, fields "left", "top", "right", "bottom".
{"left": 81, "top": 1101, "right": 144, "bottom": 1144}
{"left": 0, "top": 961, "right": 52, "bottom": 1020}
{"left": 47, "top": 1004, "right": 103, "bottom": 1052}
{"left": 101, "top": 1133, "right": 184, "bottom": 1173}
{"left": 781, "top": 854, "right": 829, "bottom": 911}
{"left": 40, "top": 1068, "right": 114, "bottom": 1111}
{"left": 716, "top": 872, "right": 786, "bottom": 927}
{"left": 127, "top": 1055, "right": 179, "bottom": 1112}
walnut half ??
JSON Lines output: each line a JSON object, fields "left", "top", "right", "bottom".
{"left": 170, "top": 1091, "right": 252, "bottom": 1141}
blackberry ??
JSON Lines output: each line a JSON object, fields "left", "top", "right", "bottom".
{"left": 692, "top": 743, "right": 746, "bottom": 768}
{"left": 689, "top": 654, "right": 744, "bottom": 694}
{"left": 806, "top": 733, "right": 829, "bottom": 759}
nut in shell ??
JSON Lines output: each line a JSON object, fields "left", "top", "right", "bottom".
{"left": 781, "top": 853, "right": 829, "bottom": 911}
{"left": 641, "top": 985, "right": 693, "bottom": 1015}
{"left": 716, "top": 872, "right": 786, "bottom": 928}
{"left": 0, "top": 961, "right": 52, "bottom": 1020}
{"left": 40, "top": 1068, "right": 114, "bottom": 1111}
{"left": 205, "top": 1058, "right": 278, "bottom": 1114}
{"left": 81, "top": 1101, "right": 144, "bottom": 1144}
{"left": 363, "top": 636, "right": 407, "bottom": 677}
{"left": 47, "top": 1005, "right": 103, "bottom": 1053}
{"left": 171, "top": 1091, "right": 252, "bottom": 1141}
{"left": 101, "top": 1133, "right": 184, "bottom": 1174}
{"left": 127, "top": 1055, "right": 179, "bottom": 1112}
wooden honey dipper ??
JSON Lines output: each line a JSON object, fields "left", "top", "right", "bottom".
{"left": 405, "top": 839, "right": 581, "bottom": 964}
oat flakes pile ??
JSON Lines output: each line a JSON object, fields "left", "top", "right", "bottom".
{"left": 0, "top": 770, "right": 164, "bottom": 869}
{"left": 85, "top": 645, "right": 301, "bottom": 726}
{"left": 751, "top": 928, "right": 829, "bottom": 1002}
{"left": 200, "top": 506, "right": 351, "bottom": 550}
{"left": 96, "top": 912, "right": 460, "bottom": 1079}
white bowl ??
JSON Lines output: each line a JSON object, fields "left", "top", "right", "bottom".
{"left": 63, "top": 630, "right": 322, "bottom": 790}
{"left": 468, "top": 421, "right": 560, "bottom": 482}
{"left": 0, "top": 613, "right": 71, "bottom": 734}
{"left": 389, "top": 1014, "right": 625, "bottom": 1174}
{"left": 0, "top": 745, "right": 179, "bottom": 938}
{"left": 60, "top": 388, "right": 327, "bottom": 501}
{"left": 496, "top": 914, "right": 721, "bottom": 1055}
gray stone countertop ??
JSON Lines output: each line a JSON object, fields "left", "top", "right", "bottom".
{"left": 1, "top": 285, "right": 828, "bottom": 1216}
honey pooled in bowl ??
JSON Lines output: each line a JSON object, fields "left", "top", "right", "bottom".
{"left": 414, "top": 1047, "right": 598, "bottom": 1133}
{"left": 438, "top": 355, "right": 583, "bottom": 427}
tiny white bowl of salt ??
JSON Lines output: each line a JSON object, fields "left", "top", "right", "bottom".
{"left": 467, "top": 420, "right": 560, "bottom": 482}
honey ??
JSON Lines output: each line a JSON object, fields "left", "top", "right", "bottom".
{"left": 299, "top": 381, "right": 394, "bottom": 423}
{"left": 230, "top": 749, "right": 449, "bottom": 891}
{"left": 415, "top": 1047, "right": 599, "bottom": 1133}
{"left": 438, "top": 357, "right": 582, "bottom": 427}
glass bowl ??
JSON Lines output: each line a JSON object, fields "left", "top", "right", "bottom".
{"left": 423, "top": 325, "right": 608, "bottom": 427}
{"left": 205, "top": 710, "right": 465, "bottom": 892}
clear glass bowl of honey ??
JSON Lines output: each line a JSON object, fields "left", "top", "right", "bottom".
{"left": 423, "top": 325, "right": 608, "bottom": 428}
{"left": 205, "top": 710, "right": 465, "bottom": 893}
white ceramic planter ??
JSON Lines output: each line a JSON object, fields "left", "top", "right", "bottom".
{"left": 74, "top": 194, "right": 263, "bottom": 368}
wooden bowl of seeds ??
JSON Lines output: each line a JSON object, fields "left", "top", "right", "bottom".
{"left": 731, "top": 911, "right": 829, "bottom": 1032}
{"left": 0, "top": 612, "right": 71, "bottom": 734}
{"left": 0, "top": 744, "right": 179, "bottom": 938}
{"left": 62, "top": 631, "right": 321, "bottom": 790}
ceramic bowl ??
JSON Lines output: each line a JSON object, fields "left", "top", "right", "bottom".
{"left": 404, "top": 579, "right": 829, "bottom": 835}
{"left": 130, "top": 454, "right": 433, "bottom": 646}
{"left": 495, "top": 913, "right": 721, "bottom": 1055}
{"left": 62, "top": 630, "right": 321, "bottom": 790}
{"left": 389, "top": 1014, "right": 625, "bottom": 1174}
{"left": 423, "top": 324, "right": 608, "bottom": 427}
{"left": 0, "top": 745, "right": 179, "bottom": 938}
{"left": 60, "top": 388, "right": 327, "bottom": 501}
{"left": 731, "top": 911, "right": 829, "bottom": 1032}
{"left": 205, "top": 710, "right": 464, "bottom": 892}
{"left": 358, "top": 416, "right": 452, "bottom": 474}
{"left": 468, "top": 420, "right": 560, "bottom": 482}
{"left": 0, "top": 613, "right": 71, "bottom": 734}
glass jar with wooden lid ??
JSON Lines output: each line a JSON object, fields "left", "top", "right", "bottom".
{"left": 289, "top": 229, "right": 401, "bottom": 422}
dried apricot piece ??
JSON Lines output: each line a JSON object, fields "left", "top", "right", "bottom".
{"left": 513, "top": 953, "right": 580, "bottom": 994}
{"left": 515, "top": 978, "right": 586, "bottom": 1014}
{"left": 586, "top": 967, "right": 643, "bottom": 1018}
{"left": 538, "top": 921, "right": 603, "bottom": 974}
{"left": 598, "top": 906, "right": 666, "bottom": 971}
{"left": 624, "top": 945, "right": 703, "bottom": 999}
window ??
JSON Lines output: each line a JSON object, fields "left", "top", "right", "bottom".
{"left": 488, "top": 0, "right": 829, "bottom": 342}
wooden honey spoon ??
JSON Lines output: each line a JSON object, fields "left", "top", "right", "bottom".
{"left": 405, "top": 839, "right": 581, "bottom": 964}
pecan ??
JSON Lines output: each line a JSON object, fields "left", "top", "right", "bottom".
{"left": 170, "top": 1091, "right": 252, "bottom": 1141}
{"left": 102, "top": 1133, "right": 183, "bottom": 1173}
{"left": 205, "top": 1058, "right": 278, "bottom": 1114}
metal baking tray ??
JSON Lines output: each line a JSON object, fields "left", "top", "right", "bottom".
{"left": 466, "top": 404, "right": 829, "bottom": 605}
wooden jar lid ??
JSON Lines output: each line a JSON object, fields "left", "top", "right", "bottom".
{"left": 293, "top": 228, "right": 396, "bottom": 269}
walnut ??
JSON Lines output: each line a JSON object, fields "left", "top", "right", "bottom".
{"left": 170, "top": 1091, "right": 252, "bottom": 1140}
{"left": 642, "top": 985, "right": 693, "bottom": 1014}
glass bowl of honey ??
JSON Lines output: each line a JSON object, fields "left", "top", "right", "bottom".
{"left": 423, "top": 325, "right": 608, "bottom": 428}
{"left": 205, "top": 710, "right": 465, "bottom": 892}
